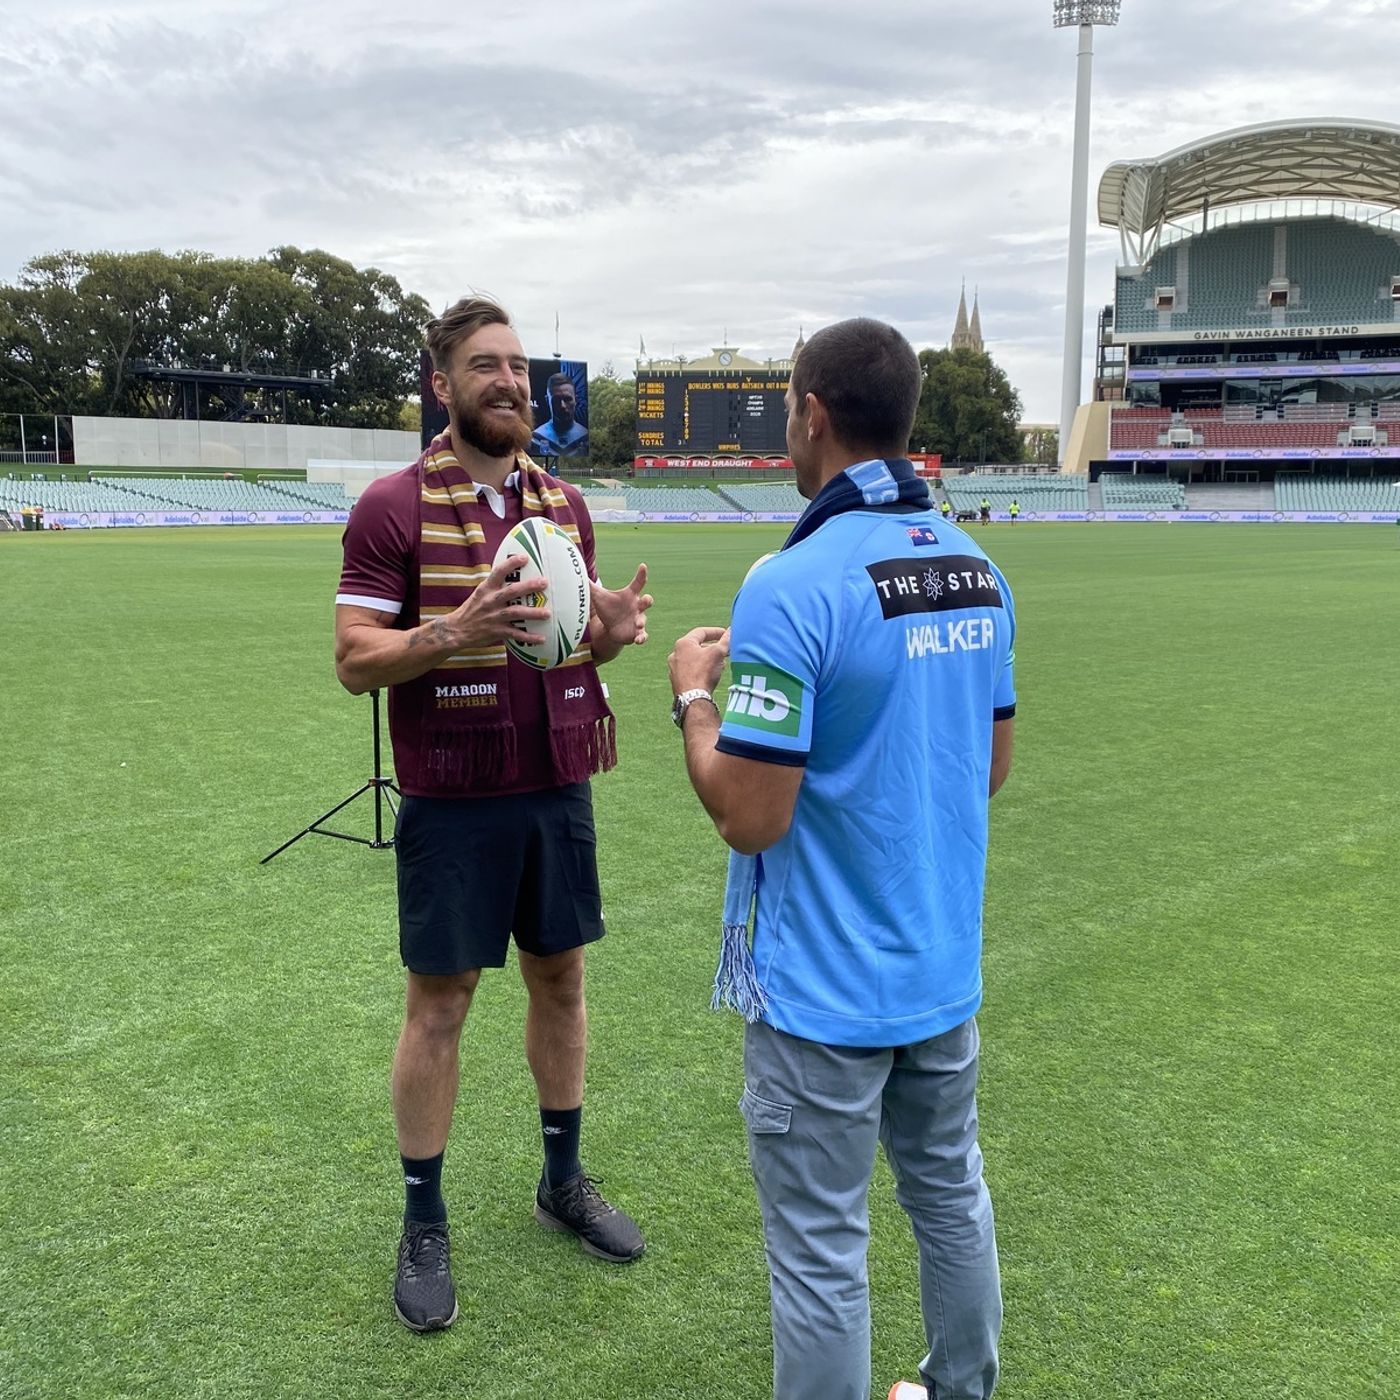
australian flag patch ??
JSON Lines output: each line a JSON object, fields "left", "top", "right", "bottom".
{"left": 905, "top": 525, "right": 939, "bottom": 547}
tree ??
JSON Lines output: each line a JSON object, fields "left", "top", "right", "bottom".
{"left": 586, "top": 367, "right": 637, "bottom": 471}
{"left": 1022, "top": 426, "right": 1058, "bottom": 466}
{"left": 910, "top": 347, "right": 1024, "bottom": 465}
{"left": 0, "top": 247, "right": 433, "bottom": 428}
{"left": 0, "top": 252, "right": 93, "bottom": 415}
{"left": 267, "top": 247, "right": 433, "bottom": 428}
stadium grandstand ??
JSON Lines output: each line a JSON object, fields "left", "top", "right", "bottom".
{"left": 0, "top": 474, "right": 355, "bottom": 517}
{"left": 91, "top": 477, "right": 354, "bottom": 512}
{"left": 1098, "top": 472, "right": 1186, "bottom": 511}
{"left": 716, "top": 481, "right": 806, "bottom": 513}
{"left": 944, "top": 473, "right": 1088, "bottom": 513}
{"left": 1080, "top": 119, "right": 1400, "bottom": 513}
{"left": 0, "top": 477, "right": 154, "bottom": 513}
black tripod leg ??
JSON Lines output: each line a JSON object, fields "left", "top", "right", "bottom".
{"left": 260, "top": 783, "right": 375, "bottom": 863}
{"left": 261, "top": 689, "right": 399, "bottom": 864}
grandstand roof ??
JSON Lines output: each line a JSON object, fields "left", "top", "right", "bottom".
{"left": 1099, "top": 120, "right": 1400, "bottom": 262}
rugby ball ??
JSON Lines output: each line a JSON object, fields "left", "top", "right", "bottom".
{"left": 491, "top": 517, "right": 590, "bottom": 670}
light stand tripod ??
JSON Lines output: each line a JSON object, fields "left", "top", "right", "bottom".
{"left": 261, "top": 688, "right": 400, "bottom": 863}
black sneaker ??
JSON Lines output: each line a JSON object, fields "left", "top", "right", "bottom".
{"left": 393, "top": 1220, "right": 459, "bottom": 1332}
{"left": 534, "top": 1174, "right": 645, "bottom": 1262}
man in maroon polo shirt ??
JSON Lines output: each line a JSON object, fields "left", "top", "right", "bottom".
{"left": 334, "top": 295, "right": 652, "bottom": 1333}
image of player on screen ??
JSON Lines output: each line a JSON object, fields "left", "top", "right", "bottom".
{"left": 529, "top": 369, "right": 589, "bottom": 457}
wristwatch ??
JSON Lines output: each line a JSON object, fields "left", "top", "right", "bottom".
{"left": 671, "top": 689, "right": 717, "bottom": 729}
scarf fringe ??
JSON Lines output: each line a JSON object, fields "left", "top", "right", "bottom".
{"left": 548, "top": 713, "right": 617, "bottom": 786}
{"left": 712, "top": 921, "right": 769, "bottom": 1022}
{"left": 425, "top": 725, "right": 517, "bottom": 790}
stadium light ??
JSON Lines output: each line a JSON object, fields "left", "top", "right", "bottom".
{"left": 1055, "top": 0, "right": 1121, "bottom": 469}
{"left": 1053, "top": 1, "right": 1121, "bottom": 25}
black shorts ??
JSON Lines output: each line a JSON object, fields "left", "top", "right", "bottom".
{"left": 394, "top": 783, "right": 604, "bottom": 975}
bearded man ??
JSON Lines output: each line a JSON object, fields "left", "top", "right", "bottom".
{"left": 334, "top": 295, "right": 652, "bottom": 1332}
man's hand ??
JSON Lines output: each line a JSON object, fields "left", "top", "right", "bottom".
{"left": 668, "top": 626, "right": 730, "bottom": 697}
{"left": 589, "top": 563, "right": 653, "bottom": 662}
{"left": 336, "top": 551, "right": 555, "bottom": 695}
{"left": 417, "top": 552, "right": 551, "bottom": 653}
{"left": 668, "top": 625, "right": 801, "bottom": 854}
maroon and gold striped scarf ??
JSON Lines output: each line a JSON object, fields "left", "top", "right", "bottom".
{"left": 414, "top": 433, "right": 615, "bottom": 792}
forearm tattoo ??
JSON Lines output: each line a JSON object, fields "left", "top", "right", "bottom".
{"left": 408, "top": 617, "right": 454, "bottom": 650}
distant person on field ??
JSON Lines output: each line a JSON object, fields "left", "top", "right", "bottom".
{"left": 668, "top": 317, "right": 1016, "bottom": 1400}
{"left": 529, "top": 373, "right": 590, "bottom": 457}
{"left": 979, "top": 497, "right": 991, "bottom": 526}
{"left": 939, "top": 497, "right": 952, "bottom": 520}
{"left": 335, "top": 295, "right": 652, "bottom": 1335}
{"left": 1008, "top": 499, "right": 1019, "bottom": 524}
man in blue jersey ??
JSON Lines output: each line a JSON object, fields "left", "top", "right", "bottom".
{"left": 668, "top": 317, "right": 1015, "bottom": 1400}
{"left": 528, "top": 373, "right": 590, "bottom": 457}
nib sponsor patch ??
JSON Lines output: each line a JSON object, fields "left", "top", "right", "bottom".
{"left": 865, "top": 554, "right": 1005, "bottom": 620}
{"left": 724, "top": 663, "right": 803, "bottom": 738}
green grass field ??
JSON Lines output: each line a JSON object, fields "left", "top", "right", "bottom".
{"left": 2, "top": 523, "right": 1397, "bottom": 1400}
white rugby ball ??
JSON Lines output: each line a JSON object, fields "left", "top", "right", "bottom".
{"left": 491, "top": 517, "right": 590, "bottom": 670}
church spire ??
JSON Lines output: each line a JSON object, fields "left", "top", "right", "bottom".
{"left": 951, "top": 281, "right": 984, "bottom": 353}
{"left": 951, "top": 281, "right": 971, "bottom": 348}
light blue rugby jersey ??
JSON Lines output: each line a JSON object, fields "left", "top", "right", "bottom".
{"left": 718, "top": 505, "right": 1016, "bottom": 1047}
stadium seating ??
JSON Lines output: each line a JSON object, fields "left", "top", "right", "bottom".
{"left": 943, "top": 474, "right": 1088, "bottom": 513}
{"left": 1099, "top": 474, "right": 1186, "bottom": 510}
{"left": 605, "top": 486, "right": 729, "bottom": 513}
{"left": 1115, "top": 217, "right": 1400, "bottom": 335}
{"left": 267, "top": 481, "right": 355, "bottom": 509}
{"left": 1274, "top": 475, "right": 1400, "bottom": 512}
{"left": 716, "top": 482, "right": 805, "bottom": 512}
{"left": 1109, "top": 408, "right": 1357, "bottom": 453}
{"left": 91, "top": 477, "right": 350, "bottom": 512}
{"left": 0, "top": 478, "right": 154, "bottom": 512}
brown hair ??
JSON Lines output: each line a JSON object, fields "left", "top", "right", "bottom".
{"left": 425, "top": 295, "right": 513, "bottom": 373}
{"left": 790, "top": 318, "right": 921, "bottom": 455}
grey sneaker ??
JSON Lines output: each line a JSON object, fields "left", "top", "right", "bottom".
{"left": 393, "top": 1220, "right": 458, "bottom": 1332}
{"left": 534, "top": 1174, "right": 645, "bottom": 1262}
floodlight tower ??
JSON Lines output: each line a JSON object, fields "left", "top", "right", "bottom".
{"left": 1054, "top": 0, "right": 1120, "bottom": 469}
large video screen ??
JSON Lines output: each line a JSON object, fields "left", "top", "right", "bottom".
{"left": 527, "top": 359, "right": 589, "bottom": 460}
{"left": 636, "top": 370, "right": 789, "bottom": 454}
{"left": 419, "top": 351, "right": 589, "bottom": 459}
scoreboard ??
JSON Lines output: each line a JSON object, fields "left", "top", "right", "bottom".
{"left": 636, "top": 371, "right": 789, "bottom": 454}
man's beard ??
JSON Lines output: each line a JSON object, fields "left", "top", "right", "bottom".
{"left": 451, "top": 387, "right": 534, "bottom": 458}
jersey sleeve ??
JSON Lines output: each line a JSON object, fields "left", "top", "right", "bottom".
{"left": 716, "top": 563, "right": 831, "bottom": 768}
{"left": 990, "top": 560, "right": 1017, "bottom": 720}
{"left": 335, "top": 473, "right": 414, "bottom": 616}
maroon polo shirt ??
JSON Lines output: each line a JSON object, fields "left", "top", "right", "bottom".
{"left": 336, "top": 462, "right": 599, "bottom": 797}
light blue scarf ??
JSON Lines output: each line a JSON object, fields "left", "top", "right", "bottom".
{"left": 711, "top": 458, "right": 932, "bottom": 1020}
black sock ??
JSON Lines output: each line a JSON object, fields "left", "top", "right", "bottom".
{"left": 401, "top": 1151, "right": 447, "bottom": 1226}
{"left": 540, "top": 1106, "right": 582, "bottom": 1191}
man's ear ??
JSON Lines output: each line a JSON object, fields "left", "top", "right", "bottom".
{"left": 431, "top": 369, "right": 451, "bottom": 409}
{"left": 803, "top": 392, "right": 829, "bottom": 442}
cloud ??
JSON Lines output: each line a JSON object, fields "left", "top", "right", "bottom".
{"left": 4, "top": 0, "right": 1400, "bottom": 420}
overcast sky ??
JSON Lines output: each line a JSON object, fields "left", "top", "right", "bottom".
{"left": 3, "top": 0, "right": 1400, "bottom": 422}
